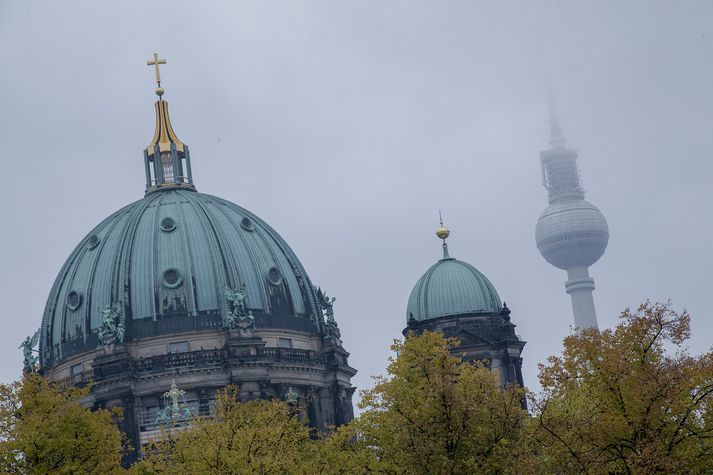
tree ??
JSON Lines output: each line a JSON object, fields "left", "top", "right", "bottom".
{"left": 134, "top": 385, "right": 383, "bottom": 474}
{"left": 531, "top": 301, "right": 713, "bottom": 474}
{"left": 357, "top": 331, "right": 531, "bottom": 474}
{"left": 0, "top": 372, "right": 126, "bottom": 474}
{"left": 308, "top": 422, "right": 384, "bottom": 474}
{"left": 135, "top": 386, "right": 319, "bottom": 474}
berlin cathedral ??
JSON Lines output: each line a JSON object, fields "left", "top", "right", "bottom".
{"left": 31, "top": 54, "right": 526, "bottom": 456}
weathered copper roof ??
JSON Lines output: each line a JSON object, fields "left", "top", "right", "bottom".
{"left": 406, "top": 255, "right": 503, "bottom": 323}
{"left": 40, "top": 190, "right": 322, "bottom": 366}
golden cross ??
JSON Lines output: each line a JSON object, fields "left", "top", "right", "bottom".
{"left": 146, "top": 52, "right": 166, "bottom": 86}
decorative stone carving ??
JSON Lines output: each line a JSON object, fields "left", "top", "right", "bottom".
{"left": 408, "top": 312, "right": 417, "bottom": 326}
{"left": 284, "top": 386, "right": 299, "bottom": 404}
{"left": 324, "top": 320, "right": 341, "bottom": 339}
{"left": 156, "top": 379, "right": 196, "bottom": 424}
{"left": 234, "top": 310, "right": 255, "bottom": 338}
{"left": 317, "top": 288, "right": 341, "bottom": 339}
{"left": 98, "top": 303, "right": 125, "bottom": 346}
{"left": 19, "top": 330, "right": 39, "bottom": 373}
{"left": 501, "top": 302, "right": 511, "bottom": 321}
{"left": 224, "top": 284, "right": 254, "bottom": 336}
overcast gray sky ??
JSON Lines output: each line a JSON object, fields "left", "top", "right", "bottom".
{"left": 1, "top": 1, "right": 712, "bottom": 398}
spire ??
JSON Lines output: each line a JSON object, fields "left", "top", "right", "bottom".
{"left": 547, "top": 92, "right": 566, "bottom": 149}
{"left": 540, "top": 94, "right": 584, "bottom": 204}
{"left": 436, "top": 211, "right": 451, "bottom": 259}
{"left": 142, "top": 53, "right": 195, "bottom": 194}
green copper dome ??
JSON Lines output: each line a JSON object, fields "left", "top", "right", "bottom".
{"left": 406, "top": 254, "right": 503, "bottom": 323}
{"left": 40, "top": 189, "right": 323, "bottom": 366}
{"left": 39, "top": 81, "right": 336, "bottom": 368}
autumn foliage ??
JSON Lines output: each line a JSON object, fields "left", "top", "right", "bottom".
{"left": 531, "top": 301, "right": 713, "bottom": 473}
{"left": 357, "top": 331, "right": 530, "bottom": 474}
{"left": 0, "top": 373, "right": 125, "bottom": 474}
{"left": 0, "top": 301, "right": 712, "bottom": 474}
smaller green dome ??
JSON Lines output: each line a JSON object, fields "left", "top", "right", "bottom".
{"left": 406, "top": 256, "right": 502, "bottom": 323}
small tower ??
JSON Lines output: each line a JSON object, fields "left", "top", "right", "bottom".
{"left": 535, "top": 104, "right": 609, "bottom": 330}
{"left": 405, "top": 220, "right": 525, "bottom": 388}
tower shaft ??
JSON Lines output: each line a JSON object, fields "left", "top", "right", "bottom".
{"left": 565, "top": 265, "right": 598, "bottom": 329}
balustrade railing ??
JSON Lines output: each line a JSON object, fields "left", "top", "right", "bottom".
{"left": 137, "top": 348, "right": 226, "bottom": 372}
{"left": 135, "top": 347, "right": 322, "bottom": 375}
{"left": 258, "top": 347, "right": 319, "bottom": 363}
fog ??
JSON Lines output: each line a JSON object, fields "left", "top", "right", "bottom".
{"left": 1, "top": 1, "right": 711, "bottom": 398}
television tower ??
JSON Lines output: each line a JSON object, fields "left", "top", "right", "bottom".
{"left": 535, "top": 105, "right": 609, "bottom": 330}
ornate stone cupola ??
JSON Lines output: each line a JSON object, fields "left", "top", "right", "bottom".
{"left": 143, "top": 53, "right": 195, "bottom": 194}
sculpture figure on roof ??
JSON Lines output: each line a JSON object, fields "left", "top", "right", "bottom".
{"left": 317, "top": 288, "right": 341, "bottom": 338}
{"left": 98, "top": 303, "right": 124, "bottom": 346}
{"left": 317, "top": 288, "right": 336, "bottom": 321}
{"left": 225, "top": 284, "right": 253, "bottom": 335}
{"left": 225, "top": 284, "right": 248, "bottom": 319}
{"left": 19, "top": 331, "right": 40, "bottom": 373}
{"left": 225, "top": 285, "right": 248, "bottom": 315}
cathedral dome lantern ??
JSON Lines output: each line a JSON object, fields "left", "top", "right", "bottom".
{"left": 143, "top": 53, "right": 195, "bottom": 193}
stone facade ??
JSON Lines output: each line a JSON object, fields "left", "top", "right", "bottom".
{"left": 45, "top": 324, "right": 355, "bottom": 462}
{"left": 404, "top": 306, "right": 525, "bottom": 389}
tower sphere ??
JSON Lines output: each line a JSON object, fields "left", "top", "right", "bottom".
{"left": 535, "top": 199, "right": 609, "bottom": 270}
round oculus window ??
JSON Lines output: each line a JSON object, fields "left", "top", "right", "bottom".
{"left": 87, "top": 235, "right": 100, "bottom": 250}
{"left": 240, "top": 217, "right": 255, "bottom": 231}
{"left": 266, "top": 266, "right": 283, "bottom": 286}
{"left": 160, "top": 217, "right": 177, "bottom": 232}
{"left": 162, "top": 268, "right": 183, "bottom": 288}
{"left": 66, "top": 291, "right": 83, "bottom": 311}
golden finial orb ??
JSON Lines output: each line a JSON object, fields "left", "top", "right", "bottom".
{"left": 155, "top": 87, "right": 165, "bottom": 97}
{"left": 436, "top": 226, "right": 450, "bottom": 240}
